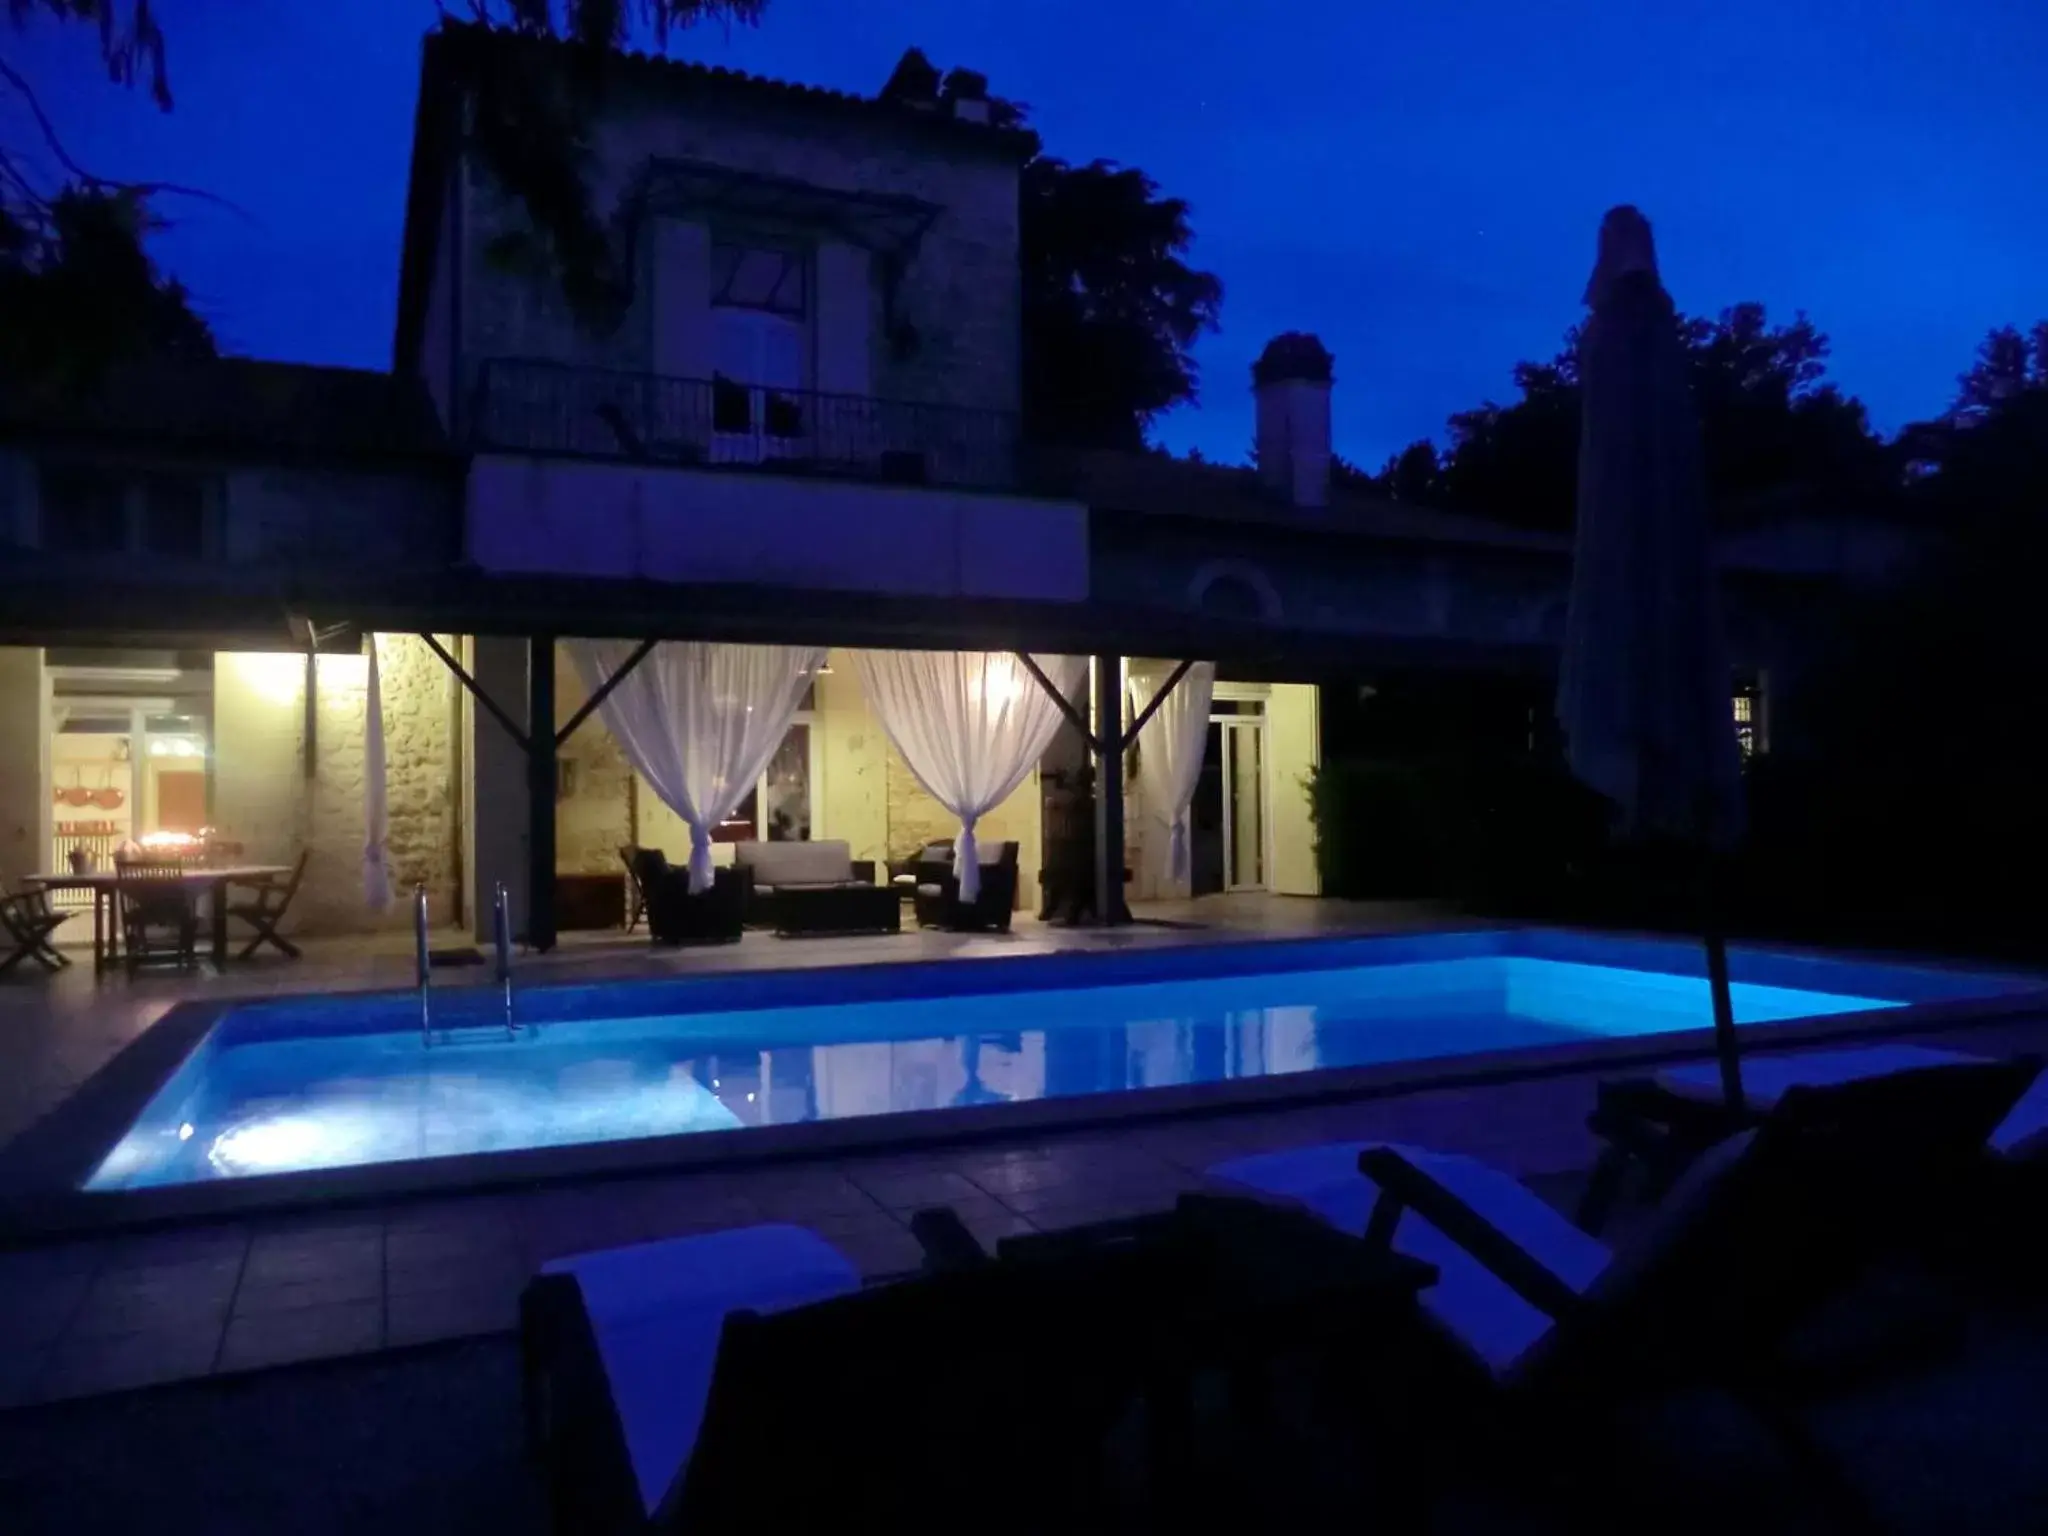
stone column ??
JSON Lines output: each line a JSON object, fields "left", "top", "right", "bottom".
{"left": 0, "top": 647, "right": 48, "bottom": 891}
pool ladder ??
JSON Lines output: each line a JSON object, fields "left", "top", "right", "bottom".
{"left": 417, "top": 882, "right": 520, "bottom": 1045}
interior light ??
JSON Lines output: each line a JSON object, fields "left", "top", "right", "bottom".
{"left": 148, "top": 740, "right": 168, "bottom": 757}
{"left": 171, "top": 739, "right": 197, "bottom": 758}
{"left": 178, "top": 1122, "right": 194, "bottom": 1141}
{"left": 746, "top": 1091, "right": 756, "bottom": 1103}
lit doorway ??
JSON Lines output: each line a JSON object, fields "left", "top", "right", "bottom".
{"left": 1190, "top": 698, "right": 1267, "bottom": 895}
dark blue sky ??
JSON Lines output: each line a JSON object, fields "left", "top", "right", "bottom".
{"left": 14, "top": 0, "right": 2046, "bottom": 464}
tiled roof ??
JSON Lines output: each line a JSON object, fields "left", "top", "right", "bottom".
{"left": 1038, "top": 448, "right": 1569, "bottom": 553}
{"left": 0, "top": 359, "right": 453, "bottom": 465}
{"left": 425, "top": 22, "right": 1036, "bottom": 158}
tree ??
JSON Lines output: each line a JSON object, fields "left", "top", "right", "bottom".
{"left": 1412, "top": 304, "right": 1892, "bottom": 531}
{"left": 1948, "top": 322, "right": 2048, "bottom": 426}
{"left": 0, "top": 183, "right": 214, "bottom": 387}
{"left": 883, "top": 53, "right": 1222, "bottom": 450}
{"left": 1018, "top": 157, "right": 1222, "bottom": 449}
{"left": 4, "top": 4, "right": 215, "bottom": 387}
{"left": 442, "top": 4, "right": 767, "bottom": 331}
{"left": 1901, "top": 320, "right": 2048, "bottom": 530}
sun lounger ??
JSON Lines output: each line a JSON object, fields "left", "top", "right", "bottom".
{"left": 523, "top": 1196, "right": 1441, "bottom": 1534}
{"left": 1579, "top": 1043, "right": 2048, "bottom": 1233}
{"left": 1205, "top": 1059, "right": 2039, "bottom": 1525}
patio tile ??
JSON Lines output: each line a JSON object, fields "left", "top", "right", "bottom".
{"left": 233, "top": 1267, "right": 383, "bottom": 1315}
{"left": 216, "top": 1299, "right": 384, "bottom": 1373}
{"left": 34, "top": 1327, "right": 220, "bottom": 1401}
{"left": 826, "top": 1221, "right": 927, "bottom": 1281}
{"left": 243, "top": 1230, "right": 383, "bottom": 1286}
{"left": 729, "top": 1173, "right": 883, "bottom": 1222}
{"left": 386, "top": 1283, "right": 522, "bottom": 1348}
{"left": 1018, "top": 1188, "right": 1183, "bottom": 1232}
{"left": 0, "top": 1339, "right": 51, "bottom": 1409}
{"left": 104, "top": 1225, "right": 249, "bottom": 1271}
{"left": 386, "top": 1244, "right": 529, "bottom": 1298}
{"left": 0, "top": 1266, "right": 93, "bottom": 1354}
{"left": 384, "top": 1221, "right": 519, "bottom": 1269}
{"left": 69, "top": 1277, "right": 234, "bottom": 1341}
{"left": 841, "top": 1165, "right": 988, "bottom": 1211}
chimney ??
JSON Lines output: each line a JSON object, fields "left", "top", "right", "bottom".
{"left": 1252, "top": 332, "right": 1334, "bottom": 508}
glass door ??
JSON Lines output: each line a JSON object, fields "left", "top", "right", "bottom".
{"left": 1221, "top": 718, "right": 1266, "bottom": 891}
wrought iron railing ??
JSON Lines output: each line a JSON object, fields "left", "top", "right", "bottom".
{"left": 468, "top": 359, "right": 1020, "bottom": 492}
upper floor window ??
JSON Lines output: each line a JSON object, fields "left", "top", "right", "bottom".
{"left": 712, "top": 241, "right": 809, "bottom": 439}
{"left": 712, "top": 243, "right": 806, "bottom": 317}
{"left": 37, "top": 464, "right": 218, "bottom": 559}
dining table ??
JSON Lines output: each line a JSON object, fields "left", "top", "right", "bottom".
{"left": 28, "top": 866, "right": 292, "bottom": 973}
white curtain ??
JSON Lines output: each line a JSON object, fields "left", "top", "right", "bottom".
{"left": 571, "top": 640, "right": 824, "bottom": 892}
{"left": 363, "top": 636, "right": 392, "bottom": 910}
{"left": 854, "top": 650, "right": 1085, "bottom": 901}
{"left": 1129, "top": 661, "right": 1215, "bottom": 887}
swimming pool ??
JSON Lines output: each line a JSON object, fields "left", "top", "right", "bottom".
{"left": 84, "top": 930, "right": 2039, "bottom": 1190}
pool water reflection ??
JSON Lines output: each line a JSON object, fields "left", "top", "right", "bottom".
{"left": 84, "top": 953, "right": 1909, "bottom": 1190}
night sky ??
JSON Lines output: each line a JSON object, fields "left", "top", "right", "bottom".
{"left": 13, "top": 0, "right": 2046, "bottom": 464}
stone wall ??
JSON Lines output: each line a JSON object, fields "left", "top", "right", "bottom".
{"left": 458, "top": 89, "right": 1022, "bottom": 416}
{"left": 213, "top": 636, "right": 460, "bottom": 936}
{"left": 555, "top": 649, "right": 635, "bottom": 875}
{"left": 0, "top": 647, "right": 46, "bottom": 891}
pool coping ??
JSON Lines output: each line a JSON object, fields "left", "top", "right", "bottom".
{"left": 5, "top": 928, "right": 2046, "bottom": 1244}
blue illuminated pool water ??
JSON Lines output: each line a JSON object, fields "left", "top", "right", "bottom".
{"left": 84, "top": 931, "right": 2038, "bottom": 1189}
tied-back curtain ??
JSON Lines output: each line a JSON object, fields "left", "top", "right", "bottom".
{"left": 1128, "top": 661, "right": 1215, "bottom": 886}
{"left": 854, "top": 650, "right": 1085, "bottom": 902}
{"left": 571, "top": 640, "right": 824, "bottom": 892}
{"left": 363, "top": 636, "right": 392, "bottom": 911}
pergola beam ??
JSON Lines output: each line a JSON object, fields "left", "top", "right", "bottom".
{"left": 1014, "top": 650, "right": 1101, "bottom": 752}
{"left": 1121, "top": 658, "right": 1196, "bottom": 752}
{"left": 419, "top": 633, "right": 529, "bottom": 750}
{"left": 554, "top": 637, "right": 657, "bottom": 748}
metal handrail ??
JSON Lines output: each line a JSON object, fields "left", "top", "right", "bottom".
{"left": 414, "top": 884, "right": 432, "bottom": 1045}
{"left": 467, "top": 357, "right": 1021, "bottom": 492}
{"left": 493, "top": 880, "right": 515, "bottom": 1038}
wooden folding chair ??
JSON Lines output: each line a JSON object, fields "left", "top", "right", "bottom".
{"left": 115, "top": 862, "right": 198, "bottom": 974}
{"left": 1, "top": 888, "right": 72, "bottom": 976}
{"left": 226, "top": 850, "right": 309, "bottom": 960}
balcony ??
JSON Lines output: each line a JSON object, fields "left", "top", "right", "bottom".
{"left": 468, "top": 358, "right": 1020, "bottom": 493}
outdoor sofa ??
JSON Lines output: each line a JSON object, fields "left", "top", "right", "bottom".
{"left": 732, "top": 839, "right": 897, "bottom": 936}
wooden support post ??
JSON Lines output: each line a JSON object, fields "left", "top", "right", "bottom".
{"left": 526, "top": 634, "right": 558, "bottom": 953}
{"left": 1093, "top": 653, "right": 1128, "bottom": 926}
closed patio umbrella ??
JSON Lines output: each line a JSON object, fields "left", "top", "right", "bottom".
{"left": 1557, "top": 206, "right": 1747, "bottom": 1106}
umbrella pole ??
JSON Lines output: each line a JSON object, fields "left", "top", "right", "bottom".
{"left": 1701, "top": 849, "right": 1745, "bottom": 1112}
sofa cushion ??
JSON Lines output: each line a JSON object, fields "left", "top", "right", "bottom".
{"left": 736, "top": 839, "right": 854, "bottom": 887}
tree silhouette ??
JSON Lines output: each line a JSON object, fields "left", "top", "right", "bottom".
{"left": 4, "top": 6, "right": 214, "bottom": 386}
{"left": 0, "top": 184, "right": 215, "bottom": 388}
{"left": 883, "top": 53, "right": 1222, "bottom": 449}
{"left": 1389, "top": 304, "right": 1891, "bottom": 529}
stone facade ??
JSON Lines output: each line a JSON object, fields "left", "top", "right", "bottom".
{"left": 212, "top": 636, "right": 460, "bottom": 936}
{"left": 453, "top": 83, "right": 1023, "bottom": 417}
{"left": 555, "top": 650, "right": 636, "bottom": 875}
{"left": 0, "top": 647, "right": 46, "bottom": 891}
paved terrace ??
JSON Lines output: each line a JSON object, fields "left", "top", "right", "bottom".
{"left": 2, "top": 895, "right": 2045, "bottom": 1418}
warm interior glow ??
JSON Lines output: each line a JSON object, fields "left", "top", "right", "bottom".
{"left": 229, "top": 651, "right": 306, "bottom": 708}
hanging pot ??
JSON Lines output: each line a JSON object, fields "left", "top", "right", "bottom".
{"left": 92, "top": 766, "right": 126, "bottom": 810}
{"left": 59, "top": 767, "right": 92, "bottom": 807}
